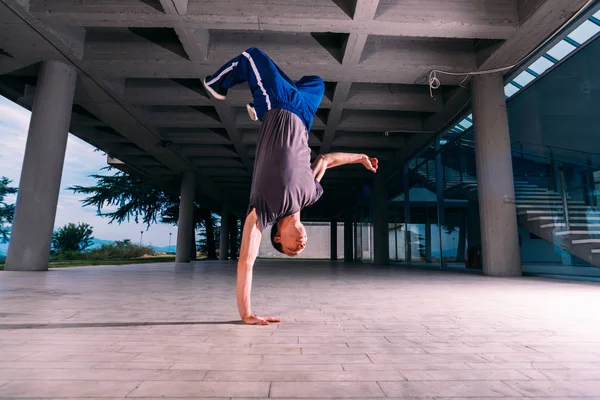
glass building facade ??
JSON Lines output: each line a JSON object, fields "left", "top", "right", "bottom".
{"left": 353, "top": 7, "right": 600, "bottom": 279}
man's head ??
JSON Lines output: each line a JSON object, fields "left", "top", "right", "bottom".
{"left": 271, "top": 216, "right": 307, "bottom": 256}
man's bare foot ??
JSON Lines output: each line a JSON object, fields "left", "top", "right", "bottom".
{"left": 243, "top": 313, "right": 282, "bottom": 325}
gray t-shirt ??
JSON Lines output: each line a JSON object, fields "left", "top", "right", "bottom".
{"left": 247, "top": 108, "right": 324, "bottom": 232}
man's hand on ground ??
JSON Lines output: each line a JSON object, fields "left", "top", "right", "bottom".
{"left": 242, "top": 313, "right": 282, "bottom": 325}
{"left": 360, "top": 156, "right": 379, "bottom": 173}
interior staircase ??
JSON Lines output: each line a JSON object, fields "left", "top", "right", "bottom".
{"left": 412, "top": 159, "right": 600, "bottom": 268}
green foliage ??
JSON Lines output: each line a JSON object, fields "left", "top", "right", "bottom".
{"left": 68, "top": 168, "right": 180, "bottom": 227}
{"left": 0, "top": 176, "right": 17, "bottom": 244}
{"left": 50, "top": 250, "right": 86, "bottom": 261}
{"left": 85, "top": 239, "right": 156, "bottom": 260}
{"left": 197, "top": 214, "right": 219, "bottom": 254}
{"left": 50, "top": 239, "right": 157, "bottom": 261}
{"left": 69, "top": 167, "right": 217, "bottom": 256}
{"left": 51, "top": 222, "right": 94, "bottom": 254}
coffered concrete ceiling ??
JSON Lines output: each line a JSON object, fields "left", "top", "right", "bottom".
{"left": 0, "top": 0, "right": 591, "bottom": 217}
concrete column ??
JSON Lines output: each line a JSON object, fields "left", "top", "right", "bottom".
{"left": 229, "top": 216, "right": 238, "bottom": 261}
{"left": 5, "top": 61, "right": 77, "bottom": 271}
{"left": 175, "top": 171, "right": 195, "bottom": 263}
{"left": 435, "top": 139, "right": 445, "bottom": 266}
{"left": 472, "top": 73, "right": 522, "bottom": 276}
{"left": 372, "top": 174, "right": 389, "bottom": 265}
{"left": 344, "top": 212, "right": 353, "bottom": 262}
{"left": 425, "top": 217, "right": 432, "bottom": 263}
{"left": 219, "top": 208, "right": 229, "bottom": 261}
{"left": 330, "top": 219, "right": 338, "bottom": 261}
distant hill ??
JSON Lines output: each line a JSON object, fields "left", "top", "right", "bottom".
{"left": 0, "top": 242, "right": 7, "bottom": 258}
{"left": 91, "top": 238, "right": 172, "bottom": 253}
{"left": 0, "top": 239, "right": 172, "bottom": 258}
{"left": 90, "top": 238, "right": 113, "bottom": 248}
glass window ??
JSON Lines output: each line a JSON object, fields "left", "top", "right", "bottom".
{"left": 594, "top": 9, "right": 600, "bottom": 20}
{"left": 458, "top": 119, "right": 472, "bottom": 129}
{"left": 513, "top": 71, "right": 536, "bottom": 87}
{"left": 504, "top": 83, "right": 519, "bottom": 97}
{"left": 568, "top": 20, "right": 600, "bottom": 44}
{"left": 528, "top": 57, "right": 554, "bottom": 75}
{"left": 546, "top": 40, "right": 577, "bottom": 61}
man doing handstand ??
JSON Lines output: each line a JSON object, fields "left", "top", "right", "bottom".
{"left": 203, "top": 48, "right": 378, "bottom": 325}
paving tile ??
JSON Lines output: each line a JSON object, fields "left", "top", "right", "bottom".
{"left": 519, "top": 369, "right": 600, "bottom": 380}
{"left": 0, "top": 368, "right": 207, "bottom": 381}
{"left": 477, "top": 352, "right": 600, "bottom": 363}
{"left": 206, "top": 346, "right": 301, "bottom": 354}
{"left": 118, "top": 345, "right": 211, "bottom": 354}
{"left": 561, "top": 362, "right": 600, "bottom": 369}
{"left": 400, "top": 369, "right": 530, "bottom": 381}
{"left": 203, "top": 336, "right": 298, "bottom": 344}
{"left": 18, "top": 351, "right": 138, "bottom": 362}
{"left": 299, "top": 346, "right": 421, "bottom": 355}
{"left": 0, "top": 361, "right": 99, "bottom": 369}
{"left": 433, "top": 398, "right": 568, "bottom": 400}
{"left": 128, "top": 380, "right": 270, "bottom": 397}
{"left": 270, "top": 381, "right": 385, "bottom": 398}
{"left": 1, "top": 344, "right": 124, "bottom": 353}
{"left": 0, "top": 380, "right": 140, "bottom": 397}
{"left": 518, "top": 369, "right": 555, "bottom": 380}
{"left": 378, "top": 380, "right": 522, "bottom": 397}
{"left": 204, "top": 370, "right": 404, "bottom": 381}
{"left": 263, "top": 354, "right": 370, "bottom": 364}
{"left": 368, "top": 353, "right": 488, "bottom": 364}
{"left": 91, "top": 361, "right": 174, "bottom": 369}
{"left": 505, "top": 380, "right": 600, "bottom": 396}
{"left": 421, "top": 345, "right": 522, "bottom": 353}
{"left": 3, "top": 261, "right": 600, "bottom": 398}
{"left": 465, "top": 361, "right": 566, "bottom": 370}
{"left": 132, "top": 352, "right": 263, "bottom": 363}
{"left": 0, "top": 352, "right": 33, "bottom": 361}
{"left": 298, "top": 336, "right": 390, "bottom": 344}
{"left": 171, "top": 362, "right": 344, "bottom": 371}
{"left": 342, "top": 362, "right": 472, "bottom": 371}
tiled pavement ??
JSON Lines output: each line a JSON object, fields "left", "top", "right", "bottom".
{"left": 0, "top": 260, "right": 599, "bottom": 399}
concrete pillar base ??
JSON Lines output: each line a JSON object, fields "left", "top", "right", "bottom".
{"left": 175, "top": 172, "right": 195, "bottom": 263}
{"left": 344, "top": 212, "right": 353, "bottom": 262}
{"left": 219, "top": 209, "right": 230, "bottom": 261}
{"left": 330, "top": 219, "right": 338, "bottom": 261}
{"left": 373, "top": 174, "right": 389, "bottom": 265}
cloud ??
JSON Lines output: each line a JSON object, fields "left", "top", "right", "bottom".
{"left": 0, "top": 95, "right": 178, "bottom": 247}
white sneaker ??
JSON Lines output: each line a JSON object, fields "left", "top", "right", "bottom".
{"left": 202, "top": 78, "right": 226, "bottom": 100}
{"left": 246, "top": 104, "right": 258, "bottom": 121}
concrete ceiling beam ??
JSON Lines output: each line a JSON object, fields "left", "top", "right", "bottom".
{"left": 28, "top": 2, "right": 517, "bottom": 39}
{"left": 158, "top": 0, "right": 188, "bottom": 16}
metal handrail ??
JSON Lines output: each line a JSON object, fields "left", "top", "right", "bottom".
{"left": 511, "top": 140, "right": 600, "bottom": 163}
{"left": 458, "top": 139, "right": 600, "bottom": 170}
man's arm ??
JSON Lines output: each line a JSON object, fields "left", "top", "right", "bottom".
{"left": 237, "top": 208, "right": 282, "bottom": 325}
{"left": 311, "top": 152, "right": 378, "bottom": 182}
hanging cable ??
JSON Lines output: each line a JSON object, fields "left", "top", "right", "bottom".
{"left": 419, "top": 0, "right": 597, "bottom": 97}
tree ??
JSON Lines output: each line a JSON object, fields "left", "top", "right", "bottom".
{"left": 69, "top": 168, "right": 179, "bottom": 227}
{"left": 51, "top": 222, "right": 94, "bottom": 254}
{"left": 0, "top": 176, "right": 17, "bottom": 244}
{"left": 69, "top": 168, "right": 218, "bottom": 256}
{"left": 197, "top": 210, "right": 218, "bottom": 259}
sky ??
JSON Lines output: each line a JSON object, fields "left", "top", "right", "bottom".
{"left": 0, "top": 95, "right": 177, "bottom": 248}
